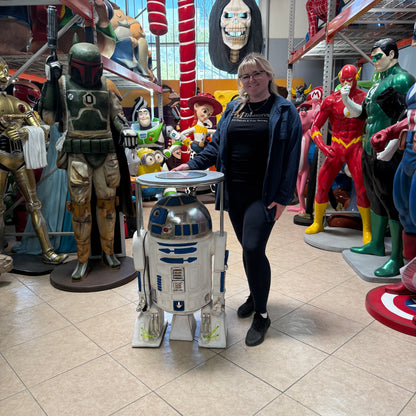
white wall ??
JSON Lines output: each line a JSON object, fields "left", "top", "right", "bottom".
{"left": 259, "top": 0, "right": 324, "bottom": 85}
{"left": 260, "top": 0, "right": 309, "bottom": 39}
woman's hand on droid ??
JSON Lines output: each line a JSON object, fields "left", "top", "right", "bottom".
{"left": 172, "top": 164, "right": 190, "bottom": 171}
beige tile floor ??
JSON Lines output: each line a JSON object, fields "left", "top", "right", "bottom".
{"left": 1, "top": 201, "right": 416, "bottom": 416}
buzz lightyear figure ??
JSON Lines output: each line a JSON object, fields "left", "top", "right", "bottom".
{"left": 131, "top": 108, "right": 165, "bottom": 149}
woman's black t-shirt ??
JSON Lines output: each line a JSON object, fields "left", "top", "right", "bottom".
{"left": 227, "top": 96, "right": 274, "bottom": 188}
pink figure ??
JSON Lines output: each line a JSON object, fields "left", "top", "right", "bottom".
{"left": 288, "top": 98, "right": 321, "bottom": 214}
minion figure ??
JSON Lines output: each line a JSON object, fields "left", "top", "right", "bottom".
{"left": 132, "top": 191, "right": 227, "bottom": 348}
{"left": 136, "top": 147, "right": 164, "bottom": 198}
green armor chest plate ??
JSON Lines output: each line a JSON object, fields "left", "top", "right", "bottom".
{"left": 66, "top": 78, "right": 110, "bottom": 134}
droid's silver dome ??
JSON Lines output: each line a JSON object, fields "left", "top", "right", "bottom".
{"left": 148, "top": 193, "right": 212, "bottom": 239}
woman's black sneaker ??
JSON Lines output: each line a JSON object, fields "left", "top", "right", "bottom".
{"left": 245, "top": 312, "right": 271, "bottom": 347}
{"left": 237, "top": 294, "right": 254, "bottom": 318}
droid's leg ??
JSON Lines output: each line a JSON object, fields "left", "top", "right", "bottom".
{"left": 132, "top": 228, "right": 167, "bottom": 347}
{"left": 199, "top": 231, "right": 227, "bottom": 348}
{"left": 170, "top": 313, "right": 197, "bottom": 341}
{"left": 14, "top": 167, "right": 68, "bottom": 264}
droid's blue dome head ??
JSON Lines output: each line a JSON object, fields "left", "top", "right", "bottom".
{"left": 148, "top": 193, "right": 212, "bottom": 239}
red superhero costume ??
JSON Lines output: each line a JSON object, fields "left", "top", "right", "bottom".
{"left": 305, "top": 65, "right": 371, "bottom": 243}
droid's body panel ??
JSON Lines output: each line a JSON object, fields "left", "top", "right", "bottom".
{"left": 146, "top": 237, "right": 213, "bottom": 313}
{"left": 145, "top": 194, "right": 213, "bottom": 313}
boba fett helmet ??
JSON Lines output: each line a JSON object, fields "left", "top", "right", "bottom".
{"left": 68, "top": 41, "right": 103, "bottom": 88}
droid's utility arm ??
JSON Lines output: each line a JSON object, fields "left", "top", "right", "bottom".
{"left": 132, "top": 228, "right": 152, "bottom": 311}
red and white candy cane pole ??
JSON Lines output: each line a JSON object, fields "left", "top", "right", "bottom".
{"left": 147, "top": 0, "right": 168, "bottom": 36}
{"left": 178, "top": 0, "right": 196, "bottom": 131}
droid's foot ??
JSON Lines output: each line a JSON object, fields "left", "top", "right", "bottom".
{"left": 198, "top": 306, "right": 227, "bottom": 348}
{"left": 71, "top": 261, "right": 89, "bottom": 281}
{"left": 41, "top": 249, "right": 68, "bottom": 265}
{"left": 304, "top": 222, "right": 324, "bottom": 235}
{"left": 374, "top": 258, "right": 403, "bottom": 278}
{"left": 132, "top": 308, "right": 167, "bottom": 348}
{"left": 102, "top": 252, "right": 121, "bottom": 269}
{"left": 350, "top": 242, "right": 385, "bottom": 256}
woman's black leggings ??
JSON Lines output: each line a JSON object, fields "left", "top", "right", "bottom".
{"left": 228, "top": 183, "right": 275, "bottom": 314}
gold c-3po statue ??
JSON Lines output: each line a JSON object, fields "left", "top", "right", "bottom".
{"left": 0, "top": 57, "right": 67, "bottom": 264}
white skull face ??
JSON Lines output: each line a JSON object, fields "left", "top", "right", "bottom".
{"left": 220, "top": 0, "right": 251, "bottom": 50}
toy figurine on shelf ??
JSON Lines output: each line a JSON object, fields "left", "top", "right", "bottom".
{"left": 305, "top": 0, "right": 344, "bottom": 39}
{"left": 181, "top": 93, "right": 222, "bottom": 158}
{"left": 110, "top": 3, "right": 155, "bottom": 80}
{"left": 288, "top": 97, "right": 321, "bottom": 215}
{"left": 291, "top": 83, "right": 312, "bottom": 107}
{"left": 135, "top": 147, "right": 164, "bottom": 199}
{"left": 39, "top": 38, "right": 136, "bottom": 281}
{"left": 305, "top": 65, "right": 371, "bottom": 244}
{"left": 131, "top": 107, "right": 165, "bottom": 150}
{"left": 0, "top": 57, "right": 67, "bottom": 265}
{"left": 162, "top": 93, "right": 222, "bottom": 162}
{"left": 370, "top": 82, "right": 416, "bottom": 294}
{"left": 342, "top": 38, "right": 416, "bottom": 278}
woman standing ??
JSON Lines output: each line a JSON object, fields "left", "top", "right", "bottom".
{"left": 173, "top": 53, "right": 302, "bottom": 346}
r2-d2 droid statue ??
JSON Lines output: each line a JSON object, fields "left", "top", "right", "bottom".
{"left": 132, "top": 170, "right": 227, "bottom": 348}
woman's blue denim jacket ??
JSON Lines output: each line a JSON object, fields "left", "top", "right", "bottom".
{"left": 187, "top": 93, "right": 303, "bottom": 222}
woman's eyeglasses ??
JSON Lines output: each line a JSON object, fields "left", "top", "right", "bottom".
{"left": 239, "top": 71, "right": 265, "bottom": 82}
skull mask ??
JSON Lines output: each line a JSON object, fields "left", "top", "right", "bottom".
{"left": 220, "top": 0, "right": 251, "bottom": 51}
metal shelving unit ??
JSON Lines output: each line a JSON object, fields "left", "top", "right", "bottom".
{"left": 287, "top": 0, "right": 416, "bottom": 94}
{"left": 286, "top": 0, "right": 416, "bottom": 219}
{"left": 0, "top": 0, "right": 163, "bottom": 95}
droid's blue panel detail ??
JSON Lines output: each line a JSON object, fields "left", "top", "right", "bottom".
{"left": 165, "top": 196, "right": 182, "bottom": 206}
{"left": 173, "top": 300, "right": 185, "bottom": 311}
{"left": 158, "top": 242, "right": 197, "bottom": 247}
{"left": 157, "top": 275, "right": 162, "bottom": 291}
{"left": 160, "top": 257, "right": 198, "bottom": 264}
{"left": 151, "top": 225, "right": 162, "bottom": 235}
{"left": 150, "top": 208, "right": 168, "bottom": 224}
{"left": 159, "top": 247, "right": 197, "bottom": 254}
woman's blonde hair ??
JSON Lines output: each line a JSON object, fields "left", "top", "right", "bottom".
{"left": 234, "top": 53, "right": 279, "bottom": 114}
